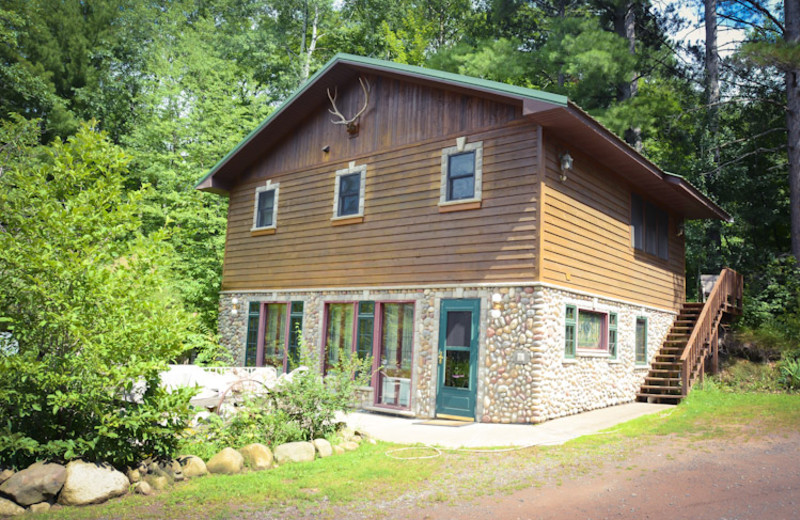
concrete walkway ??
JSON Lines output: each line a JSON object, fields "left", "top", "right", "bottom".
{"left": 343, "top": 402, "right": 671, "bottom": 448}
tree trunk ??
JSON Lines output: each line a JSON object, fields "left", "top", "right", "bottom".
{"left": 787, "top": 0, "right": 800, "bottom": 263}
{"left": 301, "top": 3, "right": 319, "bottom": 84}
{"left": 614, "top": 2, "right": 641, "bottom": 151}
{"left": 705, "top": 0, "right": 720, "bottom": 168}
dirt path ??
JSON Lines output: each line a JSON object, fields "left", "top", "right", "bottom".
{"left": 415, "top": 433, "right": 800, "bottom": 520}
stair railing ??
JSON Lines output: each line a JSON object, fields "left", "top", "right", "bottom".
{"left": 679, "top": 268, "right": 743, "bottom": 396}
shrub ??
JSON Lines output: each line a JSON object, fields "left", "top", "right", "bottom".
{"left": 778, "top": 350, "right": 800, "bottom": 391}
{"left": 180, "top": 339, "right": 373, "bottom": 454}
{"left": 0, "top": 121, "right": 202, "bottom": 468}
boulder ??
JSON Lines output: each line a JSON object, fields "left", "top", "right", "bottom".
{"left": 238, "top": 444, "right": 273, "bottom": 471}
{"left": 177, "top": 456, "right": 208, "bottom": 478}
{"left": 339, "top": 427, "right": 356, "bottom": 441}
{"left": 143, "top": 474, "right": 169, "bottom": 491}
{"left": 0, "top": 469, "right": 13, "bottom": 486}
{"left": 0, "top": 497, "right": 24, "bottom": 516}
{"left": 341, "top": 441, "right": 359, "bottom": 452}
{"left": 0, "top": 462, "right": 66, "bottom": 506}
{"left": 134, "top": 481, "right": 154, "bottom": 496}
{"left": 312, "top": 439, "right": 333, "bottom": 458}
{"left": 28, "top": 502, "right": 51, "bottom": 514}
{"left": 126, "top": 468, "right": 141, "bottom": 484}
{"left": 58, "top": 460, "right": 129, "bottom": 506}
{"left": 206, "top": 448, "right": 243, "bottom": 475}
{"left": 158, "top": 460, "right": 184, "bottom": 482}
{"left": 332, "top": 445, "right": 345, "bottom": 455}
{"left": 273, "top": 442, "right": 315, "bottom": 465}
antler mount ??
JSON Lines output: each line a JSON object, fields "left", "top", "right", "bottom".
{"left": 327, "top": 77, "right": 370, "bottom": 136}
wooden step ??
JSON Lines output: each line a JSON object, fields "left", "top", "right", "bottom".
{"left": 637, "top": 393, "right": 683, "bottom": 404}
{"left": 639, "top": 384, "right": 682, "bottom": 394}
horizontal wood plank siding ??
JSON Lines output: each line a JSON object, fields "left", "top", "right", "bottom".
{"left": 222, "top": 101, "right": 540, "bottom": 291}
{"left": 242, "top": 75, "right": 521, "bottom": 182}
{"left": 540, "top": 137, "right": 685, "bottom": 311}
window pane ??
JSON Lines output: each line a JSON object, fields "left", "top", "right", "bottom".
{"left": 577, "top": 310, "right": 604, "bottom": 349}
{"left": 256, "top": 190, "right": 275, "bottom": 228}
{"left": 244, "top": 302, "right": 260, "bottom": 367}
{"left": 378, "top": 303, "right": 414, "bottom": 407}
{"left": 565, "top": 324, "right": 576, "bottom": 357}
{"left": 445, "top": 311, "right": 471, "bottom": 347}
{"left": 338, "top": 193, "right": 359, "bottom": 216}
{"left": 340, "top": 173, "right": 360, "bottom": 195}
{"left": 448, "top": 152, "right": 475, "bottom": 177}
{"left": 357, "top": 316, "right": 373, "bottom": 359}
{"left": 326, "top": 303, "right": 354, "bottom": 367}
{"left": 287, "top": 315, "right": 302, "bottom": 371}
{"left": 632, "top": 194, "right": 643, "bottom": 250}
{"left": 645, "top": 203, "right": 659, "bottom": 256}
{"left": 636, "top": 318, "right": 647, "bottom": 363}
{"left": 449, "top": 176, "right": 474, "bottom": 201}
{"left": 658, "top": 210, "right": 669, "bottom": 260}
{"left": 263, "top": 303, "right": 287, "bottom": 369}
{"left": 291, "top": 301, "right": 304, "bottom": 314}
{"left": 444, "top": 349, "right": 470, "bottom": 389}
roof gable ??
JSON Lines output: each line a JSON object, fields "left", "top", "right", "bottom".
{"left": 196, "top": 53, "right": 729, "bottom": 222}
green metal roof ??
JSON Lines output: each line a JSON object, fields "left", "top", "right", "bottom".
{"left": 195, "top": 53, "right": 567, "bottom": 189}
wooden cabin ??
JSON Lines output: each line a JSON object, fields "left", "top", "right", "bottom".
{"left": 197, "top": 54, "right": 733, "bottom": 422}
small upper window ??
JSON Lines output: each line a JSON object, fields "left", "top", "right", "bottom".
{"left": 332, "top": 162, "right": 366, "bottom": 221}
{"left": 631, "top": 194, "right": 669, "bottom": 260}
{"left": 439, "top": 138, "right": 483, "bottom": 207}
{"left": 447, "top": 152, "right": 475, "bottom": 200}
{"left": 252, "top": 181, "right": 279, "bottom": 233}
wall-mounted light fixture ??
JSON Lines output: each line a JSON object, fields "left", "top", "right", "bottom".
{"left": 231, "top": 297, "right": 239, "bottom": 316}
{"left": 559, "top": 151, "right": 574, "bottom": 182}
{"left": 322, "top": 145, "right": 330, "bottom": 153}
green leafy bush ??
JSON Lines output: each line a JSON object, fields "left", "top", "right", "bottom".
{"left": 778, "top": 350, "right": 800, "bottom": 391}
{"left": 0, "top": 120, "right": 204, "bottom": 468}
{"left": 181, "top": 339, "right": 373, "bottom": 454}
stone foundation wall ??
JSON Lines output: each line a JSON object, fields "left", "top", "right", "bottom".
{"left": 218, "top": 284, "right": 677, "bottom": 424}
{"left": 534, "top": 287, "right": 675, "bottom": 420}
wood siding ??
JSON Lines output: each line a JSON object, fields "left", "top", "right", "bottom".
{"left": 222, "top": 85, "right": 540, "bottom": 290}
{"left": 539, "top": 136, "right": 686, "bottom": 311}
{"left": 243, "top": 75, "right": 521, "bottom": 181}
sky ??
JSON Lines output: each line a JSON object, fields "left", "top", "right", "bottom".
{"left": 652, "top": 0, "right": 784, "bottom": 58}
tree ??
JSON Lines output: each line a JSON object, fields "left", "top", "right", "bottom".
{"left": 0, "top": 120, "right": 198, "bottom": 468}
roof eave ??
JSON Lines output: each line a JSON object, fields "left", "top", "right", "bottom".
{"left": 664, "top": 174, "right": 732, "bottom": 222}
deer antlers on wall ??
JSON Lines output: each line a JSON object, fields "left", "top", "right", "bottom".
{"left": 327, "top": 77, "right": 370, "bottom": 136}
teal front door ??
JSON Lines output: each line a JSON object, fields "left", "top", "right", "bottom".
{"left": 435, "top": 299, "right": 480, "bottom": 420}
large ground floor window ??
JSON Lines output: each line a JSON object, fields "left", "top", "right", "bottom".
{"left": 324, "top": 301, "right": 415, "bottom": 409}
{"left": 244, "top": 301, "right": 304, "bottom": 372}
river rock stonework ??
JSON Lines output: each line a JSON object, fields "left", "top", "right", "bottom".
{"left": 218, "top": 285, "right": 675, "bottom": 423}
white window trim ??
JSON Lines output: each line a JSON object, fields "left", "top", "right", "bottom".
{"left": 439, "top": 137, "right": 483, "bottom": 206}
{"left": 251, "top": 180, "right": 279, "bottom": 232}
{"left": 332, "top": 161, "right": 367, "bottom": 220}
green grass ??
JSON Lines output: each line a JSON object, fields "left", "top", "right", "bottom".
{"left": 40, "top": 388, "right": 800, "bottom": 520}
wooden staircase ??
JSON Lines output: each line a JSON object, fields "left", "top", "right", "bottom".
{"left": 637, "top": 268, "right": 743, "bottom": 404}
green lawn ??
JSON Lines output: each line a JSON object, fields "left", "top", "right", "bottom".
{"left": 42, "top": 387, "right": 800, "bottom": 520}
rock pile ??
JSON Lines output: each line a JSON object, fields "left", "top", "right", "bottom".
{"left": 0, "top": 427, "right": 369, "bottom": 516}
